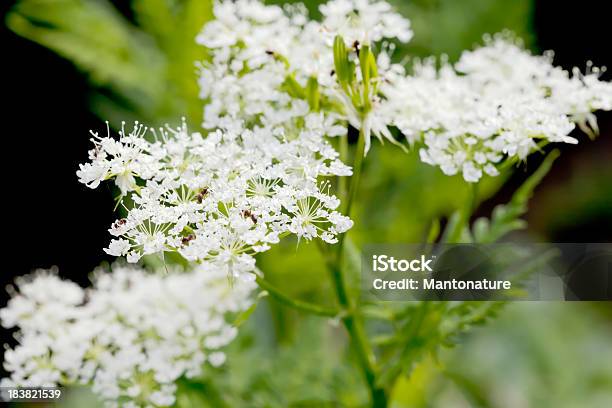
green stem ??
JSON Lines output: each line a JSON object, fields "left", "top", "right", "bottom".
{"left": 339, "top": 132, "right": 349, "bottom": 202}
{"left": 343, "top": 124, "right": 367, "bottom": 220}
{"left": 327, "top": 123, "right": 387, "bottom": 407}
{"left": 254, "top": 274, "right": 340, "bottom": 318}
{"left": 326, "top": 259, "right": 387, "bottom": 407}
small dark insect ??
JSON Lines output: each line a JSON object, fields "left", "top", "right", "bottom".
{"left": 181, "top": 234, "right": 195, "bottom": 246}
{"left": 113, "top": 218, "right": 127, "bottom": 229}
{"left": 196, "top": 188, "right": 209, "bottom": 204}
{"left": 242, "top": 209, "right": 258, "bottom": 224}
{"left": 353, "top": 40, "right": 360, "bottom": 53}
{"left": 330, "top": 69, "right": 335, "bottom": 76}
{"left": 265, "top": 50, "right": 275, "bottom": 55}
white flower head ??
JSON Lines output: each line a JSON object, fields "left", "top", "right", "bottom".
{"left": 78, "top": 119, "right": 352, "bottom": 280}
{"left": 1, "top": 263, "right": 255, "bottom": 407}
{"left": 383, "top": 34, "right": 612, "bottom": 182}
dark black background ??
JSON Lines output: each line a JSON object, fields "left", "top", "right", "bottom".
{"left": 0, "top": 0, "right": 611, "bottom": 352}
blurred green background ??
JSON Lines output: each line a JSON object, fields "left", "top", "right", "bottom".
{"left": 2, "top": 0, "right": 611, "bottom": 406}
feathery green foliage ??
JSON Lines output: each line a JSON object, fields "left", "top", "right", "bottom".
{"left": 473, "top": 150, "right": 560, "bottom": 243}
{"left": 6, "top": 0, "right": 212, "bottom": 126}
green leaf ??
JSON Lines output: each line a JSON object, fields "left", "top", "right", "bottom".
{"left": 473, "top": 150, "right": 560, "bottom": 243}
{"left": 233, "top": 298, "right": 262, "bottom": 328}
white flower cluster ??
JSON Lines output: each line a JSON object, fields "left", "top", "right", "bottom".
{"left": 1, "top": 263, "right": 254, "bottom": 407}
{"left": 78, "top": 118, "right": 353, "bottom": 279}
{"left": 197, "top": 0, "right": 412, "bottom": 145}
{"left": 77, "top": 0, "right": 417, "bottom": 277}
{"left": 76, "top": 1, "right": 612, "bottom": 269}
{"left": 198, "top": 1, "right": 612, "bottom": 183}
{"left": 382, "top": 35, "right": 612, "bottom": 182}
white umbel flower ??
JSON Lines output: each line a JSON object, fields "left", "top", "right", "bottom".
{"left": 78, "top": 119, "right": 352, "bottom": 280}
{"left": 1, "top": 263, "right": 255, "bottom": 407}
{"left": 383, "top": 34, "right": 612, "bottom": 182}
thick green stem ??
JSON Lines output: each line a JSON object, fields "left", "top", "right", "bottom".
{"left": 339, "top": 133, "right": 349, "bottom": 202}
{"left": 327, "top": 259, "right": 387, "bottom": 407}
{"left": 327, "top": 123, "right": 387, "bottom": 407}
{"left": 254, "top": 274, "right": 340, "bottom": 318}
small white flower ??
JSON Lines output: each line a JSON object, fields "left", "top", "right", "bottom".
{"left": 76, "top": 161, "right": 109, "bottom": 189}
{"left": 208, "top": 352, "right": 227, "bottom": 367}
{"left": 104, "top": 239, "right": 130, "bottom": 257}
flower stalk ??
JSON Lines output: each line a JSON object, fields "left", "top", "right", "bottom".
{"left": 343, "top": 124, "right": 367, "bottom": 221}
{"left": 325, "top": 256, "right": 388, "bottom": 407}
{"left": 325, "top": 123, "right": 387, "bottom": 407}
{"left": 254, "top": 273, "right": 340, "bottom": 318}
